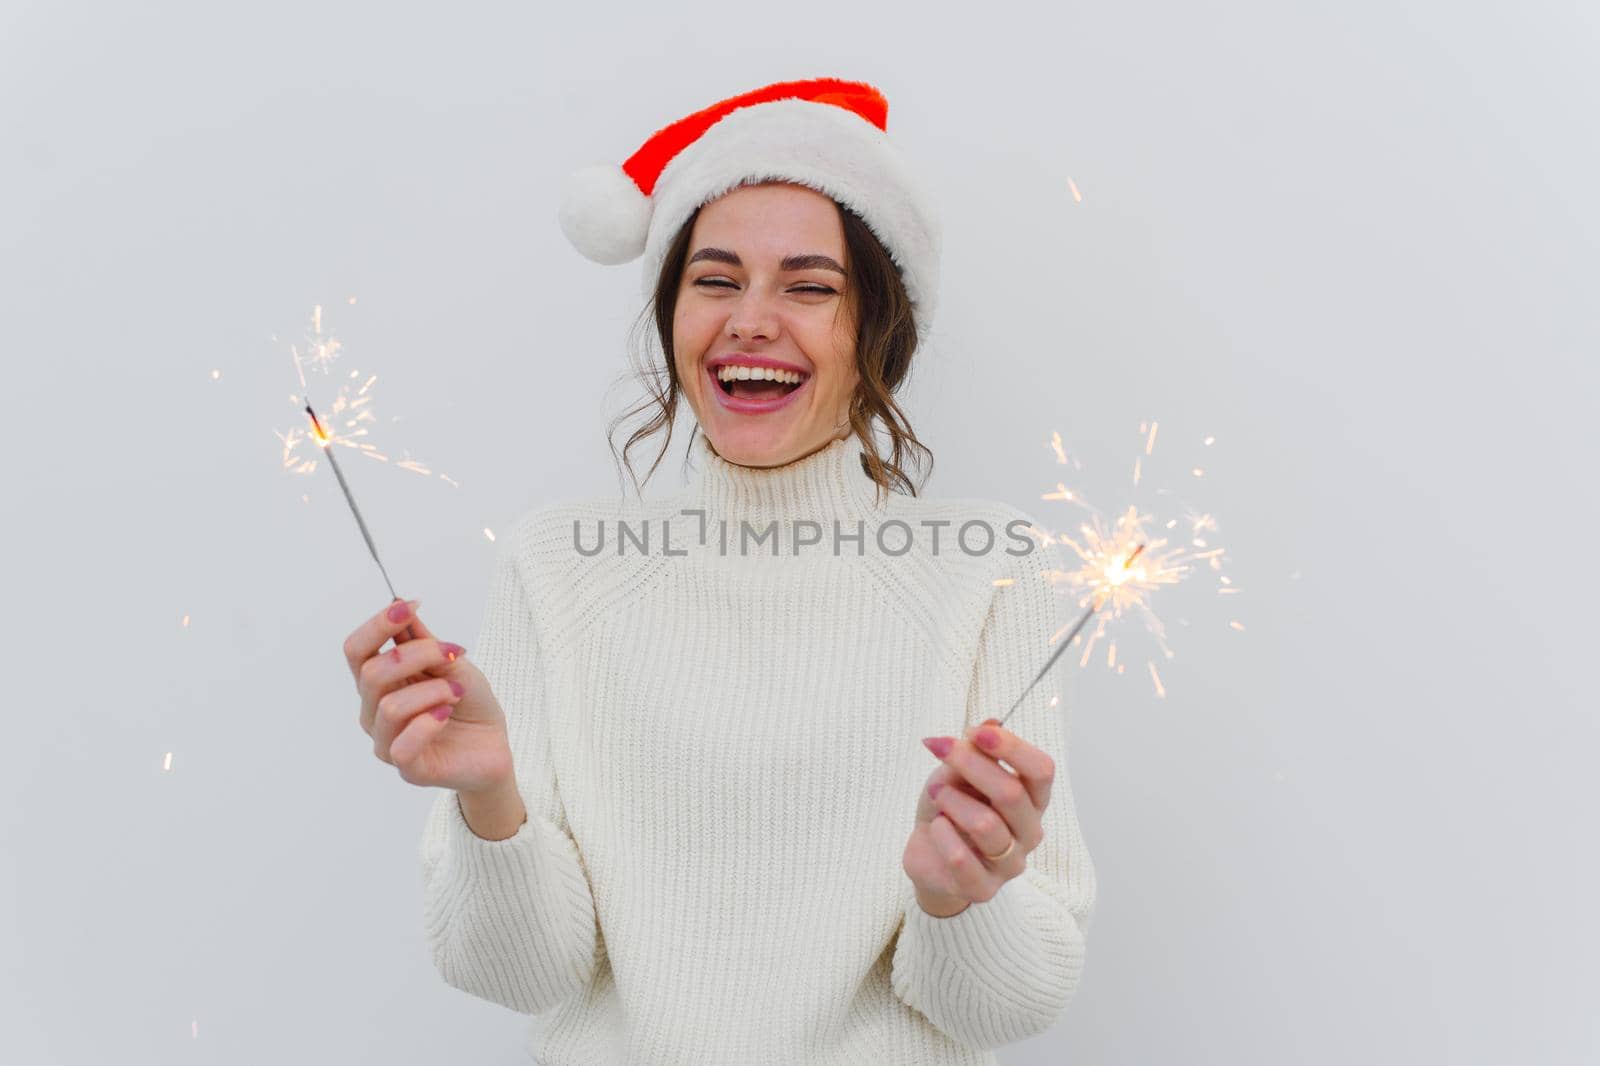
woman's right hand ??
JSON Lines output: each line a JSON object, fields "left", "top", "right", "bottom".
{"left": 343, "top": 599, "right": 515, "bottom": 795}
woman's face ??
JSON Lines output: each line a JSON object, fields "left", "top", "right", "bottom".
{"left": 672, "top": 181, "right": 859, "bottom": 468}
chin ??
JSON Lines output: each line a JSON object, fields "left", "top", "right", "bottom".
{"left": 704, "top": 427, "right": 799, "bottom": 467}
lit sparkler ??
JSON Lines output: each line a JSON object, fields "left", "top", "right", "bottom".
{"left": 276, "top": 302, "right": 460, "bottom": 638}
{"left": 996, "top": 542, "right": 1145, "bottom": 728}
{"left": 276, "top": 304, "right": 460, "bottom": 487}
{"left": 303, "top": 396, "right": 416, "bottom": 640}
{"left": 1000, "top": 422, "right": 1238, "bottom": 709}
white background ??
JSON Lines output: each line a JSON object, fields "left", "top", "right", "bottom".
{"left": 4, "top": 1, "right": 1595, "bottom": 1062}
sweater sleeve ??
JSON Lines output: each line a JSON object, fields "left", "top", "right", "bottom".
{"left": 890, "top": 510, "right": 1098, "bottom": 1050}
{"left": 417, "top": 525, "right": 600, "bottom": 1014}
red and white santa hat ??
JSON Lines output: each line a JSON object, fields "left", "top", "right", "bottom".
{"left": 557, "top": 77, "right": 943, "bottom": 340}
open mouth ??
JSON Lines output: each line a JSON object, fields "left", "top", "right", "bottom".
{"left": 713, "top": 365, "right": 809, "bottom": 402}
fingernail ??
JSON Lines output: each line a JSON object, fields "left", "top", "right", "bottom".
{"left": 448, "top": 679, "right": 465, "bottom": 698}
{"left": 922, "top": 736, "right": 954, "bottom": 759}
{"left": 440, "top": 642, "right": 466, "bottom": 662}
{"left": 982, "top": 718, "right": 1001, "bottom": 727}
{"left": 927, "top": 781, "right": 945, "bottom": 800}
{"left": 388, "top": 600, "right": 418, "bottom": 623}
{"left": 974, "top": 727, "right": 1000, "bottom": 751}
{"left": 430, "top": 704, "right": 453, "bottom": 721}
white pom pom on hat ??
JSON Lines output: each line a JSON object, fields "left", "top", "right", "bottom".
{"left": 558, "top": 163, "right": 653, "bottom": 266}
{"left": 555, "top": 77, "right": 943, "bottom": 340}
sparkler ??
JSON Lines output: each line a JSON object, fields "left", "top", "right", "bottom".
{"left": 995, "top": 543, "right": 1145, "bottom": 729}
{"left": 992, "top": 420, "right": 1237, "bottom": 723}
{"left": 277, "top": 304, "right": 460, "bottom": 487}
{"left": 302, "top": 395, "right": 416, "bottom": 641}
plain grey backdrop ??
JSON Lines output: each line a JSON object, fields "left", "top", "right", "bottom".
{"left": 4, "top": 1, "right": 1595, "bottom": 1063}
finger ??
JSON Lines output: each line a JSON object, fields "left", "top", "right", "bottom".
{"left": 343, "top": 598, "right": 423, "bottom": 680}
{"left": 387, "top": 608, "right": 467, "bottom": 684}
{"left": 929, "top": 736, "right": 1042, "bottom": 846}
{"left": 360, "top": 632, "right": 468, "bottom": 704}
{"left": 961, "top": 723, "right": 1055, "bottom": 811}
{"left": 371, "top": 675, "right": 462, "bottom": 762}
{"left": 917, "top": 764, "right": 987, "bottom": 825}
{"left": 388, "top": 694, "right": 457, "bottom": 777}
{"left": 930, "top": 813, "right": 999, "bottom": 902}
{"left": 929, "top": 779, "right": 1016, "bottom": 868}
{"left": 391, "top": 596, "right": 435, "bottom": 648}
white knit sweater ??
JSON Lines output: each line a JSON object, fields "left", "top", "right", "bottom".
{"left": 418, "top": 433, "right": 1097, "bottom": 1064}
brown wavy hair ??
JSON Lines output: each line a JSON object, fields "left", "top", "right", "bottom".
{"left": 605, "top": 180, "right": 933, "bottom": 508}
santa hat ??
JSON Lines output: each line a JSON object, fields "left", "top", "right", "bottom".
{"left": 557, "top": 77, "right": 942, "bottom": 341}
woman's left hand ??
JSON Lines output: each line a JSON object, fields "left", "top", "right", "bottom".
{"left": 902, "top": 719, "right": 1056, "bottom": 917}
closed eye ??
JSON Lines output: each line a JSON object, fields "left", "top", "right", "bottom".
{"left": 694, "top": 279, "right": 835, "bottom": 294}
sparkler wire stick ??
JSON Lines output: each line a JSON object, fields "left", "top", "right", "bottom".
{"left": 302, "top": 396, "right": 417, "bottom": 642}
{"left": 994, "top": 543, "right": 1146, "bottom": 730}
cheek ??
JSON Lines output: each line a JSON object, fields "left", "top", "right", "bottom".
{"left": 809, "top": 353, "right": 854, "bottom": 405}
{"left": 672, "top": 308, "right": 706, "bottom": 378}
{"left": 675, "top": 300, "right": 719, "bottom": 345}
{"left": 807, "top": 312, "right": 856, "bottom": 377}
{"left": 815, "top": 362, "right": 858, "bottom": 409}
{"left": 835, "top": 368, "right": 860, "bottom": 408}
{"left": 825, "top": 313, "right": 858, "bottom": 397}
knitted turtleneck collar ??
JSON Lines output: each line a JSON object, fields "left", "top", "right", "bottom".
{"left": 690, "top": 432, "right": 887, "bottom": 521}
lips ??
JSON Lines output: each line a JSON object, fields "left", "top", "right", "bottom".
{"left": 707, "top": 363, "right": 811, "bottom": 414}
{"left": 706, "top": 353, "right": 811, "bottom": 377}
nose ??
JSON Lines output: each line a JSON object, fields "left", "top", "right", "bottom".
{"left": 725, "top": 290, "right": 779, "bottom": 343}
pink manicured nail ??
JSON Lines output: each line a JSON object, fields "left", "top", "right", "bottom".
{"left": 430, "top": 705, "right": 453, "bottom": 721}
{"left": 922, "top": 736, "right": 954, "bottom": 759}
{"left": 440, "top": 642, "right": 466, "bottom": 662}
{"left": 974, "top": 727, "right": 1000, "bottom": 751}
{"left": 388, "top": 600, "right": 415, "bottom": 623}
{"left": 448, "top": 679, "right": 465, "bottom": 698}
{"left": 928, "top": 781, "right": 945, "bottom": 800}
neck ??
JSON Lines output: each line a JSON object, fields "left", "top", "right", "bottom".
{"left": 690, "top": 433, "right": 885, "bottom": 523}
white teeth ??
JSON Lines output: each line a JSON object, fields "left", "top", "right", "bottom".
{"left": 716, "top": 365, "right": 804, "bottom": 385}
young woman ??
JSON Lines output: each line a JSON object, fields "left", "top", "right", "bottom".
{"left": 342, "top": 78, "right": 1097, "bottom": 1064}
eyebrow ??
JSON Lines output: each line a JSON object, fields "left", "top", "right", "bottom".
{"left": 687, "top": 247, "right": 846, "bottom": 275}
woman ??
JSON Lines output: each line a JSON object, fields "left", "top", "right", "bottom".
{"left": 343, "top": 78, "right": 1097, "bottom": 1064}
